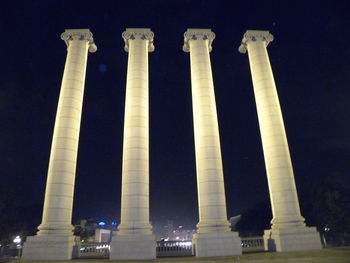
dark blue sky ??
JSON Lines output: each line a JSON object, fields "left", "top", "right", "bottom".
{"left": 1, "top": 0, "right": 349, "bottom": 228}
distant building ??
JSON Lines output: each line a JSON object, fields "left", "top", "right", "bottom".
{"left": 156, "top": 220, "right": 196, "bottom": 241}
{"left": 95, "top": 229, "right": 114, "bottom": 242}
{"left": 74, "top": 219, "right": 118, "bottom": 242}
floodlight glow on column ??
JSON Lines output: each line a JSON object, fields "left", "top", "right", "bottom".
{"left": 110, "top": 28, "right": 156, "bottom": 260}
{"left": 239, "top": 30, "right": 322, "bottom": 252}
{"left": 183, "top": 28, "right": 242, "bottom": 257}
{"left": 22, "top": 29, "right": 96, "bottom": 260}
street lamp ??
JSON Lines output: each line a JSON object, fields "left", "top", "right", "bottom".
{"left": 13, "top": 236, "right": 21, "bottom": 258}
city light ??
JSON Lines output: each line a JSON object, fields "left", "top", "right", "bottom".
{"left": 13, "top": 236, "right": 21, "bottom": 244}
{"left": 98, "top": 222, "right": 106, "bottom": 226}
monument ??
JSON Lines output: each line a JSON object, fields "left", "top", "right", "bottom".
{"left": 183, "top": 29, "right": 242, "bottom": 257}
{"left": 239, "top": 30, "right": 322, "bottom": 252}
{"left": 110, "top": 28, "right": 156, "bottom": 260}
{"left": 21, "top": 29, "right": 97, "bottom": 260}
{"left": 21, "top": 28, "right": 322, "bottom": 260}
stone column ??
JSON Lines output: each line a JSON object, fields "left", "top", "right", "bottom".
{"left": 22, "top": 29, "right": 97, "bottom": 260}
{"left": 110, "top": 28, "right": 156, "bottom": 260}
{"left": 239, "top": 30, "right": 322, "bottom": 252}
{"left": 183, "top": 29, "right": 242, "bottom": 257}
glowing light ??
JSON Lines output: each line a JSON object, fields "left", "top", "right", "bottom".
{"left": 179, "top": 241, "right": 192, "bottom": 248}
{"left": 98, "top": 221, "right": 106, "bottom": 226}
{"left": 13, "top": 236, "right": 21, "bottom": 244}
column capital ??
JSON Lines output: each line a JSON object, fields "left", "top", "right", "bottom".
{"left": 183, "top": 28, "right": 215, "bottom": 53}
{"left": 122, "top": 28, "right": 155, "bottom": 52}
{"left": 61, "top": 29, "right": 97, "bottom": 53}
{"left": 238, "top": 30, "right": 274, "bottom": 54}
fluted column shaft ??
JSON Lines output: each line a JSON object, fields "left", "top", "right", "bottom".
{"left": 184, "top": 29, "right": 230, "bottom": 233}
{"left": 118, "top": 29, "right": 154, "bottom": 235}
{"left": 239, "top": 30, "right": 304, "bottom": 228}
{"left": 38, "top": 29, "right": 97, "bottom": 236}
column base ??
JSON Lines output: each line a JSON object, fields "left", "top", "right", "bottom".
{"left": 192, "top": 231, "right": 242, "bottom": 257}
{"left": 110, "top": 234, "right": 156, "bottom": 260}
{"left": 21, "top": 235, "right": 80, "bottom": 260}
{"left": 263, "top": 226, "right": 322, "bottom": 252}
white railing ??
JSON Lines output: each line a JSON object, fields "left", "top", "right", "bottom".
{"left": 241, "top": 236, "right": 264, "bottom": 252}
{"left": 156, "top": 240, "right": 193, "bottom": 257}
{"left": 77, "top": 237, "right": 264, "bottom": 258}
{"left": 79, "top": 242, "right": 110, "bottom": 258}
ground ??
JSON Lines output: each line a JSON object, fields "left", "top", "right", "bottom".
{"left": 10, "top": 247, "right": 350, "bottom": 263}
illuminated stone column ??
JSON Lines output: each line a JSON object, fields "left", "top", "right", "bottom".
{"left": 110, "top": 28, "right": 156, "bottom": 260}
{"left": 183, "top": 29, "right": 242, "bottom": 257}
{"left": 22, "top": 29, "right": 97, "bottom": 260}
{"left": 239, "top": 30, "right": 322, "bottom": 252}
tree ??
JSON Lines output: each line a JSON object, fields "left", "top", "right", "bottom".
{"left": 303, "top": 173, "right": 350, "bottom": 245}
{"left": 0, "top": 190, "right": 20, "bottom": 244}
{"left": 0, "top": 189, "right": 41, "bottom": 244}
{"left": 235, "top": 202, "right": 272, "bottom": 237}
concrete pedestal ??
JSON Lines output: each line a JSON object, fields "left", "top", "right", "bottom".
{"left": 193, "top": 232, "right": 242, "bottom": 257}
{"left": 110, "top": 234, "right": 156, "bottom": 260}
{"left": 21, "top": 235, "right": 80, "bottom": 260}
{"left": 264, "top": 227, "right": 322, "bottom": 252}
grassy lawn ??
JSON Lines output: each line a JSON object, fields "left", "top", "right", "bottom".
{"left": 14, "top": 247, "right": 350, "bottom": 263}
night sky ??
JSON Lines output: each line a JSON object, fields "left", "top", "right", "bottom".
{"left": 1, "top": 0, "right": 350, "bottom": 229}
